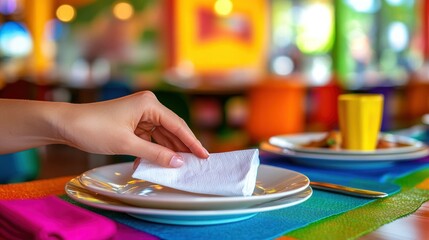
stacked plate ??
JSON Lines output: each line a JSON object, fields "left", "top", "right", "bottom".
{"left": 261, "top": 132, "right": 429, "bottom": 169}
{"left": 65, "top": 162, "right": 312, "bottom": 225}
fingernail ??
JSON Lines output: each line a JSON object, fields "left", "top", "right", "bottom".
{"left": 204, "top": 149, "right": 210, "bottom": 158}
{"left": 133, "top": 158, "right": 141, "bottom": 170}
{"left": 169, "top": 155, "right": 184, "bottom": 168}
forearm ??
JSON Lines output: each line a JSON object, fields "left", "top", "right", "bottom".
{"left": 0, "top": 92, "right": 209, "bottom": 166}
{"left": 0, "top": 99, "right": 68, "bottom": 154}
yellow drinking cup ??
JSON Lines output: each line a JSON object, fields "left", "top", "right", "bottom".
{"left": 338, "top": 94, "right": 384, "bottom": 151}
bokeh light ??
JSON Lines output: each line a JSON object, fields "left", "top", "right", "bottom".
{"left": 214, "top": 0, "right": 233, "bottom": 16}
{"left": 113, "top": 2, "right": 134, "bottom": 20}
{"left": 307, "top": 56, "right": 332, "bottom": 86}
{"left": 56, "top": 4, "right": 76, "bottom": 23}
{"left": 70, "top": 58, "right": 89, "bottom": 86}
{"left": 272, "top": 56, "right": 294, "bottom": 76}
{"left": 296, "top": 3, "right": 334, "bottom": 54}
{"left": 346, "top": 0, "right": 380, "bottom": 13}
{"left": 387, "top": 22, "right": 409, "bottom": 52}
{"left": 0, "top": 0, "right": 17, "bottom": 15}
{"left": 0, "top": 21, "right": 33, "bottom": 57}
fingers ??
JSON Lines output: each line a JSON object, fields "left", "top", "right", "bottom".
{"left": 128, "top": 91, "right": 209, "bottom": 163}
{"left": 126, "top": 135, "right": 184, "bottom": 168}
{"left": 151, "top": 127, "right": 190, "bottom": 152}
{"left": 156, "top": 107, "right": 209, "bottom": 159}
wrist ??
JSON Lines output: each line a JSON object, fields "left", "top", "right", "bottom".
{"left": 0, "top": 99, "right": 73, "bottom": 153}
{"left": 45, "top": 101, "right": 74, "bottom": 146}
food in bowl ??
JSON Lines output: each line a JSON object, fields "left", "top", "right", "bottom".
{"left": 301, "top": 131, "right": 411, "bottom": 150}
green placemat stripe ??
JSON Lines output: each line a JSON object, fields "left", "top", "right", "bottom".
{"left": 285, "top": 167, "right": 429, "bottom": 240}
{"left": 394, "top": 167, "right": 429, "bottom": 190}
{"left": 286, "top": 188, "right": 429, "bottom": 240}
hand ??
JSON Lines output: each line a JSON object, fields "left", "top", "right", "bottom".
{"left": 57, "top": 91, "right": 209, "bottom": 167}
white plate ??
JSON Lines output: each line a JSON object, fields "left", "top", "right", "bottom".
{"left": 260, "top": 141, "right": 429, "bottom": 169}
{"left": 269, "top": 132, "right": 426, "bottom": 155}
{"left": 78, "top": 163, "right": 310, "bottom": 210}
{"left": 65, "top": 178, "right": 312, "bottom": 225}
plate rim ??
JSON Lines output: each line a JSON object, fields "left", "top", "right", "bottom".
{"left": 269, "top": 132, "right": 426, "bottom": 156}
{"left": 79, "top": 163, "right": 310, "bottom": 204}
{"left": 261, "top": 141, "right": 429, "bottom": 162}
{"left": 65, "top": 179, "right": 313, "bottom": 216}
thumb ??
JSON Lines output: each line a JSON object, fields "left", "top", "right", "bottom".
{"left": 125, "top": 136, "right": 184, "bottom": 168}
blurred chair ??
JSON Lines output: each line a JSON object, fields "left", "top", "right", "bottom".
{"left": 366, "top": 85, "right": 397, "bottom": 131}
{"left": 405, "top": 80, "right": 429, "bottom": 125}
{"left": 307, "top": 81, "right": 342, "bottom": 131}
{"left": 246, "top": 76, "right": 306, "bottom": 143}
{"left": 0, "top": 149, "right": 40, "bottom": 183}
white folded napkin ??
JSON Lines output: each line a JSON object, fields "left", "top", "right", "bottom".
{"left": 132, "top": 149, "right": 260, "bottom": 196}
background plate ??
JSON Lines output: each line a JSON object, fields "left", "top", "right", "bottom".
{"left": 260, "top": 142, "right": 429, "bottom": 169}
{"left": 269, "top": 132, "right": 426, "bottom": 155}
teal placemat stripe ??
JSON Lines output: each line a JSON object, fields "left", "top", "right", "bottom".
{"left": 61, "top": 162, "right": 429, "bottom": 239}
{"left": 62, "top": 188, "right": 376, "bottom": 240}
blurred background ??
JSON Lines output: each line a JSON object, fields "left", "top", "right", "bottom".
{"left": 1, "top": 0, "right": 429, "bottom": 182}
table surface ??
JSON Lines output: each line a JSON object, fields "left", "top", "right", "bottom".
{"left": 360, "top": 201, "right": 429, "bottom": 240}
{"left": 20, "top": 145, "right": 429, "bottom": 239}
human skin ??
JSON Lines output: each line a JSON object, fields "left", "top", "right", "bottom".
{"left": 0, "top": 91, "right": 209, "bottom": 167}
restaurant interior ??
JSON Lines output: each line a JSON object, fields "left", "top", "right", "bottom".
{"left": 1, "top": 0, "right": 428, "bottom": 179}
{"left": 1, "top": 0, "right": 429, "bottom": 239}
